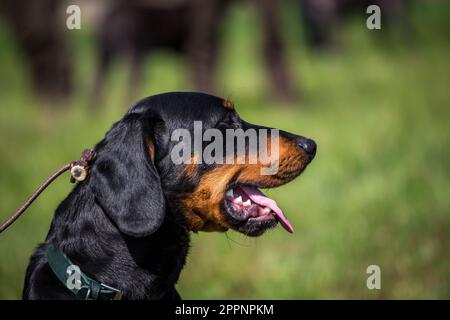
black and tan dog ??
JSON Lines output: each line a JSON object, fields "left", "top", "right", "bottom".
{"left": 23, "top": 92, "right": 316, "bottom": 300}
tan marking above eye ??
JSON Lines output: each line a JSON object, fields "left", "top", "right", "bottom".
{"left": 223, "top": 99, "right": 235, "bottom": 110}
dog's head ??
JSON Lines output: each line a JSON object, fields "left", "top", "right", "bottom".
{"left": 91, "top": 92, "right": 316, "bottom": 237}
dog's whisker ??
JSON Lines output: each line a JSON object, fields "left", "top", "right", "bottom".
{"left": 224, "top": 232, "right": 253, "bottom": 248}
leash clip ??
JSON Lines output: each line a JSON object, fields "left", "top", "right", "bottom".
{"left": 70, "top": 149, "right": 96, "bottom": 183}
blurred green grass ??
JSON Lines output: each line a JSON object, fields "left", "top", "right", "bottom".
{"left": 1, "top": 2, "right": 449, "bottom": 299}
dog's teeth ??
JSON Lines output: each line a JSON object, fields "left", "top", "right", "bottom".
{"left": 243, "top": 199, "right": 251, "bottom": 207}
{"left": 234, "top": 196, "right": 242, "bottom": 204}
{"left": 226, "top": 189, "right": 234, "bottom": 197}
{"left": 263, "top": 207, "right": 272, "bottom": 215}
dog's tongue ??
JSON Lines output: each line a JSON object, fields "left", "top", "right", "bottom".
{"left": 241, "top": 186, "right": 294, "bottom": 233}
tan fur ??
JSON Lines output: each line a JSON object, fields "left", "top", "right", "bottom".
{"left": 177, "top": 135, "right": 308, "bottom": 232}
{"left": 223, "top": 99, "right": 235, "bottom": 110}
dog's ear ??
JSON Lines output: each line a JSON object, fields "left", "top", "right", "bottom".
{"left": 90, "top": 114, "right": 165, "bottom": 237}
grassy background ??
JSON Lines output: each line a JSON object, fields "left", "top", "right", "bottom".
{"left": 0, "top": 1, "right": 449, "bottom": 299}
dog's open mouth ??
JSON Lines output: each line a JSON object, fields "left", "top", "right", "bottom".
{"left": 224, "top": 185, "right": 294, "bottom": 234}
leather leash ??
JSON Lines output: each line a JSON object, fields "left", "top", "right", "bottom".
{"left": 0, "top": 149, "right": 96, "bottom": 233}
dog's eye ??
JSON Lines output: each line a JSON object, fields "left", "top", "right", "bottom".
{"left": 217, "top": 121, "right": 234, "bottom": 129}
{"left": 217, "top": 116, "right": 240, "bottom": 130}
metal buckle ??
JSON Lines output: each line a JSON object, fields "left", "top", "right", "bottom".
{"left": 85, "top": 287, "right": 92, "bottom": 300}
{"left": 100, "top": 283, "right": 123, "bottom": 300}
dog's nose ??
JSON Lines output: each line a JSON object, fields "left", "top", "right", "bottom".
{"left": 299, "top": 138, "right": 317, "bottom": 158}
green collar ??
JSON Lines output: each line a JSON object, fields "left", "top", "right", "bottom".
{"left": 45, "top": 244, "right": 122, "bottom": 300}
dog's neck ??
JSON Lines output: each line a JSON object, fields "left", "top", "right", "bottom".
{"left": 46, "top": 183, "right": 190, "bottom": 299}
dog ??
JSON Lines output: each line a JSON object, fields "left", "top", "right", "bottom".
{"left": 23, "top": 92, "right": 316, "bottom": 299}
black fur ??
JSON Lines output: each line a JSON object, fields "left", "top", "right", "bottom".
{"left": 23, "top": 92, "right": 227, "bottom": 300}
{"left": 23, "top": 92, "right": 314, "bottom": 300}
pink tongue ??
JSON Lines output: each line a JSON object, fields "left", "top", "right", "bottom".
{"left": 241, "top": 186, "right": 294, "bottom": 233}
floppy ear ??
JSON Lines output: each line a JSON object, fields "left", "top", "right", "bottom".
{"left": 90, "top": 114, "right": 165, "bottom": 237}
